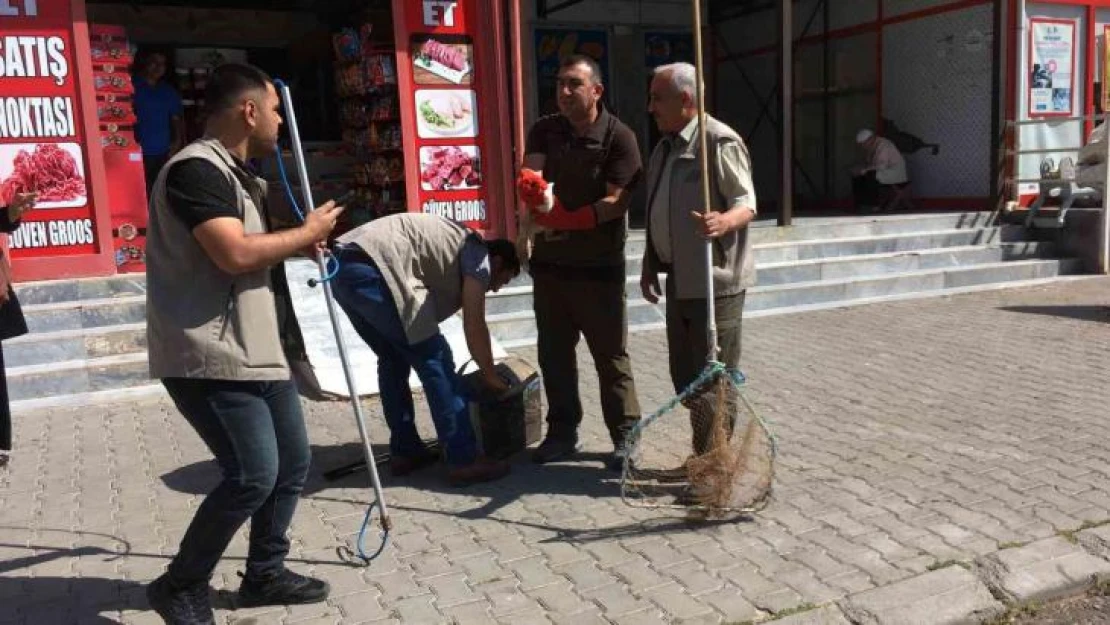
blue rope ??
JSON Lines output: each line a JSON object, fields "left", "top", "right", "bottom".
{"left": 357, "top": 501, "right": 390, "bottom": 562}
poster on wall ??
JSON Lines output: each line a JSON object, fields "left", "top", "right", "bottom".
{"left": 1029, "top": 18, "right": 1075, "bottom": 117}
{"left": 398, "top": 0, "right": 490, "bottom": 232}
{"left": 0, "top": 0, "right": 103, "bottom": 259}
{"left": 533, "top": 28, "right": 609, "bottom": 117}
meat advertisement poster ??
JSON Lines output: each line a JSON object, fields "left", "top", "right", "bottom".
{"left": 398, "top": 0, "right": 489, "bottom": 231}
{"left": 0, "top": 0, "right": 106, "bottom": 262}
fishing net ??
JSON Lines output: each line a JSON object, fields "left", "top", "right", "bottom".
{"left": 620, "top": 362, "right": 776, "bottom": 520}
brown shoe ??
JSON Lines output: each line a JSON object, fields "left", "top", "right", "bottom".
{"left": 390, "top": 452, "right": 439, "bottom": 477}
{"left": 446, "top": 457, "right": 511, "bottom": 487}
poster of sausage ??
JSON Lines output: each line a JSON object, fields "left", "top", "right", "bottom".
{"left": 0, "top": 0, "right": 105, "bottom": 260}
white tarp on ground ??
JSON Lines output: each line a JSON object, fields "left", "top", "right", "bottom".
{"left": 284, "top": 258, "right": 508, "bottom": 398}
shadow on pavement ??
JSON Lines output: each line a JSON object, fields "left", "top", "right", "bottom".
{"left": 0, "top": 575, "right": 143, "bottom": 624}
{"left": 999, "top": 305, "right": 1110, "bottom": 322}
{"left": 160, "top": 441, "right": 750, "bottom": 547}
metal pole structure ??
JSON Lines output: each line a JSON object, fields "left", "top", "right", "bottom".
{"left": 1102, "top": 112, "right": 1110, "bottom": 274}
{"left": 780, "top": 0, "right": 794, "bottom": 226}
{"left": 691, "top": 0, "right": 719, "bottom": 361}
{"left": 989, "top": 0, "right": 1005, "bottom": 213}
{"left": 822, "top": 0, "right": 831, "bottom": 202}
{"left": 275, "top": 81, "right": 393, "bottom": 534}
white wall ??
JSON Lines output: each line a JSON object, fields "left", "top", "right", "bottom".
{"left": 883, "top": 3, "right": 994, "bottom": 198}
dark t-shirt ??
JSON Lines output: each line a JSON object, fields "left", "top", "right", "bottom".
{"left": 524, "top": 106, "right": 642, "bottom": 209}
{"left": 164, "top": 159, "right": 240, "bottom": 230}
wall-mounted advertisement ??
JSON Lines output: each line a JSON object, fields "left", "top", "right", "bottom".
{"left": 1028, "top": 18, "right": 1075, "bottom": 118}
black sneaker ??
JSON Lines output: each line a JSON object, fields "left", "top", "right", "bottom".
{"left": 237, "top": 569, "right": 330, "bottom": 607}
{"left": 531, "top": 435, "right": 580, "bottom": 464}
{"left": 146, "top": 574, "right": 215, "bottom": 625}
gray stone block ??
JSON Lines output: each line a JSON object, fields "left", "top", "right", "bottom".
{"left": 975, "top": 536, "right": 1110, "bottom": 603}
{"left": 840, "top": 566, "right": 1003, "bottom": 625}
{"left": 1077, "top": 524, "right": 1110, "bottom": 560}
{"left": 766, "top": 605, "right": 853, "bottom": 625}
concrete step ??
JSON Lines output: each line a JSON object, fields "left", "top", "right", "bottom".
{"left": 6, "top": 352, "right": 151, "bottom": 402}
{"left": 21, "top": 295, "right": 146, "bottom": 334}
{"left": 490, "top": 238, "right": 1044, "bottom": 316}
{"left": 14, "top": 274, "right": 145, "bottom": 306}
{"left": 3, "top": 323, "right": 146, "bottom": 368}
{"left": 623, "top": 211, "right": 999, "bottom": 257}
{"left": 489, "top": 258, "right": 1082, "bottom": 347}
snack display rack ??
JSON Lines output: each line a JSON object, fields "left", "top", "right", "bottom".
{"left": 332, "top": 23, "right": 407, "bottom": 231}
{"left": 88, "top": 24, "right": 147, "bottom": 273}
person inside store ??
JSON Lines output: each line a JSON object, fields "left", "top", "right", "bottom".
{"left": 134, "top": 49, "right": 185, "bottom": 195}
{"left": 851, "top": 128, "right": 910, "bottom": 213}
{"left": 0, "top": 192, "right": 34, "bottom": 470}
{"left": 144, "top": 63, "right": 344, "bottom": 625}
{"left": 516, "top": 54, "right": 645, "bottom": 471}
{"left": 329, "top": 212, "right": 520, "bottom": 486}
{"left": 640, "top": 62, "right": 757, "bottom": 457}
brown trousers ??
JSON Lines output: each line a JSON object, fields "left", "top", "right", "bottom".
{"left": 533, "top": 272, "right": 641, "bottom": 445}
{"left": 665, "top": 278, "right": 746, "bottom": 453}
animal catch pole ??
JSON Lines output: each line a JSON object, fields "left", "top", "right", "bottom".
{"left": 274, "top": 79, "right": 391, "bottom": 562}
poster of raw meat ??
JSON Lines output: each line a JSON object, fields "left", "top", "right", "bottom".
{"left": 411, "top": 34, "right": 473, "bottom": 85}
{"left": 1029, "top": 18, "right": 1075, "bottom": 117}
{"left": 0, "top": 0, "right": 105, "bottom": 262}
{"left": 533, "top": 28, "right": 610, "bottom": 117}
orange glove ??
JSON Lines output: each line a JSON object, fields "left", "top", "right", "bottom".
{"left": 516, "top": 169, "right": 551, "bottom": 210}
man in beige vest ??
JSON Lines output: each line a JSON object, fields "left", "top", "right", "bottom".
{"left": 641, "top": 62, "right": 758, "bottom": 455}
{"left": 331, "top": 213, "right": 520, "bottom": 486}
{"left": 144, "top": 64, "right": 343, "bottom": 625}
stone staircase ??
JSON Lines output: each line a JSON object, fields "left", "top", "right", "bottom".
{"left": 7, "top": 211, "right": 1082, "bottom": 411}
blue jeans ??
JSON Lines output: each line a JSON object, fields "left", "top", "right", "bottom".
{"left": 161, "top": 378, "right": 310, "bottom": 585}
{"left": 331, "top": 255, "right": 478, "bottom": 467}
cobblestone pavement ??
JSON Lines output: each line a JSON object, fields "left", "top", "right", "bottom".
{"left": 3, "top": 278, "right": 1110, "bottom": 624}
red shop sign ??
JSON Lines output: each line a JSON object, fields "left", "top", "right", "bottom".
{"left": 395, "top": 0, "right": 513, "bottom": 234}
{"left": 0, "top": 0, "right": 115, "bottom": 281}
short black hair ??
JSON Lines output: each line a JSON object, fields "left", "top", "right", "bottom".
{"left": 559, "top": 54, "right": 603, "bottom": 86}
{"left": 486, "top": 239, "right": 521, "bottom": 277}
{"left": 204, "top": 63, "right": 273, "bottom": 116}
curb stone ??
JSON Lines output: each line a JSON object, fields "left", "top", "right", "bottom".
{"left": 839, "top": 566, "right": 1003, "bottom": 625}
{"left": 974, "top": 536, "right": 1110, "bottom": 604}
{"left": 764, "top": 604, "right": 853, "bottom": 625}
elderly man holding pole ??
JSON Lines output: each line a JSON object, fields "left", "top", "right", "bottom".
{"left": 640, "top": 62, "right": 757, "bottom": 455}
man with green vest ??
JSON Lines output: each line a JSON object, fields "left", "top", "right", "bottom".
{"left": 145, "top": 64, "right": 343, "bottom": 625}
{"left": 330, "top": 213, "right": 521, "bottom": 486}
{"left": 518, "top": 54, "right": 645, "bottom": 471}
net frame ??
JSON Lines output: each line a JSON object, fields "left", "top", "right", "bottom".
{"left": 619, "top": 361, "right": 777, "bottom": 518}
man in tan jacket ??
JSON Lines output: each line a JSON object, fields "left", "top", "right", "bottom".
{"left": 641, "top": 62, "right": 758, "bottom": 455}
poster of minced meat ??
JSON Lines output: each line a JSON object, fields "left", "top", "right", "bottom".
{"left": 0, "top": 143, "right": 88, "bottom": 209}
{"left": 1029, "top": 18, "right": 1075, "bottom": 117}
{"left": 0, "top": 0, "right": 106, "bottom": 262}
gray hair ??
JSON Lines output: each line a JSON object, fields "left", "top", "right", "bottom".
{"left": 654, "top": 62, "right": 699, "bottom": 104}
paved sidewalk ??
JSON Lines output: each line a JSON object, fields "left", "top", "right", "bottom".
{"left": 3, "top": 278, "right": 1110, "bottom": 624}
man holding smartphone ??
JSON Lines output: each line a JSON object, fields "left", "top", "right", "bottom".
{"left": 144, "top": 63, "right": 343, "bottom": 625}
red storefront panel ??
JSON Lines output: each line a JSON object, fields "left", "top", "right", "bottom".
{"left": 0, "top": 0, "right": 115, "bottom": 281}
